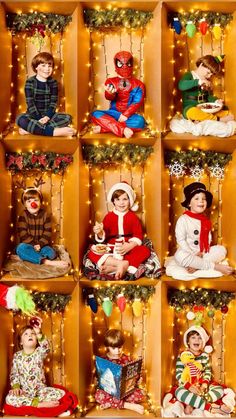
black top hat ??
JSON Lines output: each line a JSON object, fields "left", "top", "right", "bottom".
{"left": 181, "top": 182, "right": 213, "bottom": 208}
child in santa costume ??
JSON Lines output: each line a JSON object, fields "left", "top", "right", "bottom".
{"left": 95, "top": 329, "right": 144, "bottom": 414}
{"left": 166, "top": 182, "right": 234, "bottom": 279}
{"left": 178, "top": 55, "right": 234, "bottom": 122}
{"left": 16, "top": 187, "right": 68, "bottom": 268}
{"left": 5, "top": 317, "right": 78, "bottom": 416}
{"left": 174, "top": 326, "right": 235, "bottom": 416}
{"left": 88, "top": 182, "right": 150, "bottom": 280}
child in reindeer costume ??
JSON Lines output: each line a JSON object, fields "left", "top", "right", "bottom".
{"left": 162, "top": 325, "right": 235, "bottom": 417}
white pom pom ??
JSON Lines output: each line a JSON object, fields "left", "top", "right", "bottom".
{"left": 204, "top": 345, "right": 213, "bottom": 353}
{"left": 186, "top": 311, "right": 195, "bottom": 320}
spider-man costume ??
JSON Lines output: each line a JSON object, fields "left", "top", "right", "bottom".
{"left": 91, "top": 51, "right": 146, "bottom": 137}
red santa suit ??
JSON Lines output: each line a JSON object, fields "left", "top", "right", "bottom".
{"left": 88, "top": 209, "right": 150, "bottom": 274}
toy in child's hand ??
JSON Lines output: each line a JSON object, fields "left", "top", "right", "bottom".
{"left": 180, "top": 351, "right": 203, "bottom": 384}
{"left": 105, "top": 83, "right": 117, "bottom": 94}
{"left": 197, "top": 102, "right": 223, "bottom": 113}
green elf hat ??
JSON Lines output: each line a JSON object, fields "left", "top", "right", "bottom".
{"left": 214, "top": 54, "right": 225, "bottom": 63}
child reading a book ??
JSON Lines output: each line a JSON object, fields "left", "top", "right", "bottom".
{"left": 95, "top": 329, "right": 144, "bottom": 414}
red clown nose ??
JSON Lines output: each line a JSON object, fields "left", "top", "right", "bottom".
{"left": 31, "top": 201, "right": 38, "bottom": 209}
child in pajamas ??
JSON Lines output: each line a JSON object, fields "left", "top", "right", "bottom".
{"left": 16, "top": 187, "right": 68, "bottom": 267}
{"left": 174, "top": 182, "right": 233, "bottom": 276}
{"left": 88, "top": 182, "right": 150, "bottom": 279}
{"left": 95, "top": 329, "right": 144, "bottom": 414}
{"left": 175, "top": 325, "right": 234, "bottom": 415}
{"left": 5, "top": 317, "right": 65, "bottom": 408}
{"left": 16, "top": 52, "right": 75, "bottom": 137}
{"left": 178, "top": 54, "right": 234, "bottom": 122}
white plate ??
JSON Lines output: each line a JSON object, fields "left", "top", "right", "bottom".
{"left": 91, "top": 244, "right": 112, "bottom": 255}
{"left": 197, "top": 102, "right": 223, "bottom": 114}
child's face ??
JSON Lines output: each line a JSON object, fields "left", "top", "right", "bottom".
{"left": 107, "top": 346, "right": 123, "bottom": 359}
{"left": 189, "top": 192, "right": 207, "bottom": 214}
{"left": 21, "top": 328, "right": 37, "bottom": 350}
{"left": 36, "top": 62, "right": 53, "bottom": 80}
{"left": 198, "top": 63, "right": 213, "bottom": 80}
{"left": 25, "top": 197, "right": 41, "bottom": 215}
{"left": 188, "top": 333, "right": 203, "bottom": 354}
{"left": 113, "top": 192, "right": 130, "bottom": 213}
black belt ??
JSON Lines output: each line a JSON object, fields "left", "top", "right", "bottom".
{"left": 186, "top": 94, "right": 208, "bottom": 102}
{"left": 107, "top": 234, "right": 132, "bottom": 240}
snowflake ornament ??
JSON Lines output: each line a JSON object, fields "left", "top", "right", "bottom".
{"left": 190, "top": 165, "right": 204, "bottom": 180}
{"left": 169, "top": 161, "right": 186, "bottom": 178}
{"left": 209, "top": 163, "right": 224, "bottom": 179}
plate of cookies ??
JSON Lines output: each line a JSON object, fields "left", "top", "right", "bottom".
{"left": 91, "top": 244, "right": 112, "bottom": 255}
{"left": 197, "top": 102, "right": 223, "bottom": 114}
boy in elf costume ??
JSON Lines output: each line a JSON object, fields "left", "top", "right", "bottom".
{"left": 178, "top": 55, "right": 234, "bottom": 122}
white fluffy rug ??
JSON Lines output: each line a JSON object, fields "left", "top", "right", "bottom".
{"left": 170, "top": 115, "right": 236, "bottom": 137}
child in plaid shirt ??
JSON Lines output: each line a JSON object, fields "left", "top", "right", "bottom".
{"left": 16, "top": 52, "right": 75, "bottom": 137}
{"left": 16, "top": 187, "right": 68, "bottom": 267}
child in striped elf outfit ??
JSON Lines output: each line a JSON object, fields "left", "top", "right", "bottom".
{"left": 16, "top": 52, "right": 76, "bottom": 137}
{"left": 16, "top": 187, "right": 68, "bottom": 267}
{"left": 175, "top": 325, "right": 234, "bottom": 415}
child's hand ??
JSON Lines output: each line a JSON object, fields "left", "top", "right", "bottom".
{"left": 38, "top": 116, "right": 50, "bottom": 125}
{"left": 117, "top": 241, "right": 136, "bottom": 255}
{"left": 188, "top": 384, "right": 201, "bottom": 395}
{"left": 104, "top": 83, "right": 117, "bottom": 94}
{"left": 34, "top": 244, "right": 41, "bottom": 252}
{"left": 200, "top": 383, "right": 208, "bottom": 392}
{"left": 118, "top": 114, "right": 128, "bottom": 123}
{"left": 93, "top": 221, "right": 104, "bottom": 236}
{"left": 9, "top": 388, "right": 24, "bottom": 396}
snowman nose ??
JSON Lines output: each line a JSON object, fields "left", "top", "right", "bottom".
{"left": 31, "top": 201, "right": 38, "bottom": 209}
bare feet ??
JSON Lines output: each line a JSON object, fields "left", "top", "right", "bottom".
{"left": 215, "top": 263, "right": 234, "bottom": 276}
{"left": 220, "top": 114, "right": 234, "bottom": 122}
{"left": 92, "top": 125, "right": 101, "bottom": 134}
{"left": 187, "top": 267, "right": 197, "bottom": 274}
{"left": 210, "top": 403, "right": 232, "bottom": 415}
{"left": 124, "top": 402, "right": 144, "bottom": 415}
{"left": 115, "top": 260, "right": 129, "bottom": 280}
{"left": 184, "top": 405, "right": 194, "bottom": 415}
{"left": 53, "top": 127, "right": 76, "bottom": 137}
{"left": 42, "top": 259, "right": 69, "bottom": 268}
{"left": 38, "top": 401, "right": 60, "bottom": 408}
{"left": 19, "top": 128, "right": 30, "bottom": 135}
{"left": 124, "top": 127, "right": 134, "bottom": 139}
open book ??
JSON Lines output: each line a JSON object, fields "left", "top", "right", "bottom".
{"left": 95, "top": 356, "right": 142, "bottom": 399}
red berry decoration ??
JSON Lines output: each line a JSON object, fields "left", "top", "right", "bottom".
{"left": 29, "top": 317, "right": 40, "bottom": 327}
{"left": 221, "top": 306, "right": 229, "bottom": 314}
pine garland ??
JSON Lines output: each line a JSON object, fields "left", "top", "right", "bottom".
{"left": 6, "top": 12, "right": 72, "bottom": 35}
{"left": 82, "top": 144, "right": 153, "bottom": 166}
{"left": 168, "top": 11, "right": 233, "bottom": 28}
{"left": 32, "top": 292, "right": 71, "bottom": 312}
{"left": 165, "top": 150, "right": 232, "bottom": 169}
{"left": 84, "top": 8, "right": 153, "bottom": 30}
{"left": 168, "top": 288, "right": 235, "bottom": 311}
{"left": 85, "top": 285, "right": 155, "bottom": 304}
{"left": 6, "top": 152, "right": 73, "bottom": 174}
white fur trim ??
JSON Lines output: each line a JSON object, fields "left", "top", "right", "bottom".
{"left": 95, "top": 231, "right": 105, "bottom": 243}
{"left": 5, "top": 285, "right": 19, "bottom": 310}
{"left": 127, "top": 265, "right": 137, "bottom": 274}
{"left": 129, "top": 237, "right": 142, "bottom": 246}
{"left": 204, "top": 345, "right": 213, "bottom": 354}
{"left": 107, "top": 182, "right": 139, "bottom": 211}
{"left": 97, "top": 253, "right": 112, "bottom": 268}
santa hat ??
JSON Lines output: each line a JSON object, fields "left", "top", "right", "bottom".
{"left": 0, "top": 284, "right": 36, "bottom": 315}
{"left": 107, "top": 182, "right": 139, "bottom": 211}
{"left": 183, "top": 325, "right": 213, "bottom": 353}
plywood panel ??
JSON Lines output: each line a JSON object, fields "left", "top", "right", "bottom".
{"left": 0, "top": 4, "right": 11, "bottom": 134}
{"left": 0, "top": 143, "right": 11, "bottom": 270}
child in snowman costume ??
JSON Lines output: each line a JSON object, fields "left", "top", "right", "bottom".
{"left": 88, "top": 182, "right": 150, "bottom": 280}
{"left": 165, "top": 182, "right": 234, "bottom": 280}
{"left": 162, "top": 325, "right": 235, "bottom": 417}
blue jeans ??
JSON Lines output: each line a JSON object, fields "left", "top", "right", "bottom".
{"left": 16, "top": 243, "right": 56, "bottom": 265}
